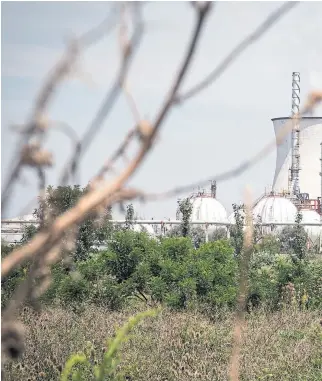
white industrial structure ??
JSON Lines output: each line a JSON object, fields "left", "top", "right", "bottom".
{"left": 176, "top": 181, "right": 228, "bottom": 234}
{"left": 252, "top": 72, "right": 322, "bottom": 242}
{"left": 300, "top": 209, "right": 321, "bottom": 242}
{"left": 2, "top": 73, "right": 322, "bottom": 250}
{"left": 190, "top": 197, "right": 228, "bottom": 225}
{"left": 253, "top": 194, "right": 297, "bottom": 234}
{"left": 1, "top": 214, "right": 36, "bottom": 244}
{"left": 131, "top": 221, "right": 156, "bottom": 238}
{"left": 272, "top": 116, "right": 322, "bottom": 200}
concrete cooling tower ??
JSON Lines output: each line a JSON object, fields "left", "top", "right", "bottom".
{"left": 272, "top": 117, "right": 322, "bottom": 199}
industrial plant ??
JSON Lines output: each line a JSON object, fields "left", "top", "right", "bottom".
{"left": 171, "top": 72, "right": 322, "bottom": 245}
{"left": 2, "top": 73, "right": 322, "bottom": 247}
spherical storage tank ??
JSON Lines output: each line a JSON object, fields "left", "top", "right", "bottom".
{"left": 190, "top": 195, "right": 228, "bottom": 231}
{"left": 252, "top": 195, "right": 297, "bottom": 233}
{"left": 300, "top": 209, "right": 321, "bottom": 242}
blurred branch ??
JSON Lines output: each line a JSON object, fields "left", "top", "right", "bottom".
{"left": 229, "top": 187, "right": 254, "bottom": 381}
{"left": 175, "top": 1, "right": 298, "bottom": 104}
{"left": 1, "top": 6, "right": 119, "bottom": 215}
{"left": 142, "top": 92, "right": 322, "bottom": 202}
{"left": 60, "top": 3, "right": 144, "bottom": 186}
{"left": 1, "top": 3, "right": 212, "bottom": 279}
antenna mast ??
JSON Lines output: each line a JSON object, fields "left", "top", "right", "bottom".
{"left": 210, "top": 180, "right": 217, "bottom": 198}
{"left": 289, "top": 72, "right": 301, "bottom": 197}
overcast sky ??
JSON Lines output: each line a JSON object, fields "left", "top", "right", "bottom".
{"left": 2, "top": 1, "right": 322, "bottom": 219}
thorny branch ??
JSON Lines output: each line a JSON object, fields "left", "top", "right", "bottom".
{"left": 175, "top": 1, "right": 298, "bottom": 104}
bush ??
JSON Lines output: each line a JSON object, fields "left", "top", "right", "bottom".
{"left": 193, "top": 240, "right": 237, "bottom": 308}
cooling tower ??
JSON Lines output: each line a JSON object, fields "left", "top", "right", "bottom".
{"left": 272, "top": 117, "right": 322, "bottom": 198}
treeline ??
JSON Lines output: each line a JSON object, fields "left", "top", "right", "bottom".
{"left": 1, "top": 185, "right": 322, "bottom": 312}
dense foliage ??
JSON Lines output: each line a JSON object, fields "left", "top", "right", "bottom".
{"left": 2, "top": 189, "right": 322, "bottom": 381}
{"left": 2, "top": 228, "right": 321, "bottom": 312}
{"left": 2, "top": 187, "right": 321, "bottom": 312}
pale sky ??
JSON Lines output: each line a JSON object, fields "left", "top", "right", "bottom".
{"left": 2, "top": 1, "right": 322, "bottom": 220}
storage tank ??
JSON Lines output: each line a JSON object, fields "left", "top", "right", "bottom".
{"left": 253, "top": 195, "right": 297, "bottom": 233}
{"left": 176, "top": 182, "right": 228, "bottom": 232}
{"left": 190, "top": 193, "right": 228, "bottom": 233}
{"left": 300, "top": 209, "right": 321, "bottom": 243}
{"left": 272, "top": 117, "right": 322, "bottom": 198}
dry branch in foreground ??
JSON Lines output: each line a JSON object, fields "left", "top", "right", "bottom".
{"left": 1, "top": 3, "right": 212, "bottom": 372}
{"left": 2, "top": 3, "right": 317, "bottom": 380}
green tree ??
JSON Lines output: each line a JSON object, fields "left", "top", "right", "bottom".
{"left": 191, "top": 226, "right": 206, "bottom": 248}
{"left": 229, "top": 203, "right": 245, "bottom": 258}
{"left": 209, "top": 227, "right": 227, "bottom": 242}
{"left": 192, "top": 240, "right": 237, "bottom": 308}
{"left": 292, "top": 211, "right": 308, "bottom": 261}
{"left": 278, "top": 211, "right": 308, "bottom": 260}
{"left": 124, "top": 203, "right": 135, "bottom": 230}
{"left": 178, "top": 198, "right": 192, "bottom": 237}
{"left": 20, "top": 224, "right": 38, "bottom": 245}
{"left": 34, "top": 185, "right": 113, "bottom": 261}
{"left": 102, "top": 230, "right": 159, "bottom": 304}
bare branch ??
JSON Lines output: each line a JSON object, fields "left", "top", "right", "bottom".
{"left": 59, "top": 4, "right": 144, "bottom": 186}
{"left": 1, "top": 3, "right": 212, "bottom": 279}
{"left": 1, "top": 188, "right": 137, "bottom": 278}
{"left": 95, "top": 129, "right": 136, "bottom": 180}
{"left": 1, "top": 7, "right": 119, "bottom": 214}
{"left": 142, "top": 93, "right": 322, "bottom": 202}
{"left": 175, "top": 2, "right": 298, "bottom": 104}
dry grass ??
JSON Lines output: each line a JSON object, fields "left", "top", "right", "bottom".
{"left": 4, "top": 305, "right": 322, "bottom": 381}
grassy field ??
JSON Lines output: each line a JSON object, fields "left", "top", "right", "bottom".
{"left": 4, "top": 305, "right": 322, "bottom": 381}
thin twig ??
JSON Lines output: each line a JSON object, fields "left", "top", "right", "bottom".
{"left": 1, "top": 4, "right": 212, "bottom": 279}
{"left": 1, "top": 188, "right": 138, "bottom": 278}
{"left": 142, "top": 97, "right": 322, "bottom": 202}
{"left": 94, "top": 129, "right": 137, "bottom": 180}
{"left": 1, "top": 7, "right": 119, "bottom": 214}
{"left": 175, "top": 1, "right": 298, "bottom": 104}
{"left": 59, "top": 3, "right": 144, "bottom": 186}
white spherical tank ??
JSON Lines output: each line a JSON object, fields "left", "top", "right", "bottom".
{"left": 253, "top": 196, "right": 297, "bottom": 233}
{"left": 190, "top": 196, "right": 228, "bottom": 232}
{"left": 300, "top": 209, "right": 321, "bottom": 242}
